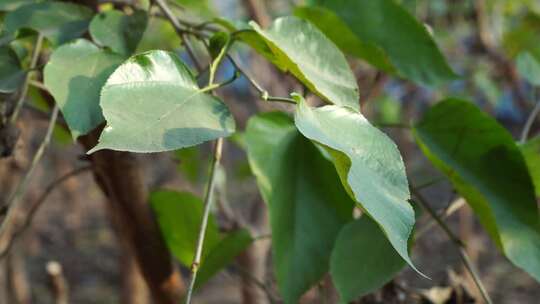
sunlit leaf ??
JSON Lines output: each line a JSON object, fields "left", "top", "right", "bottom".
{"left": 294, "top": 97, "right": 417, "bottom": 273}
{"left": 240, "top": 16, "right": 359, "bottom": 110}
{"left": 88, "top": 50, "right": 235, "bottom": 153}
{"left": 414, "top": 98, "right": 540, "bottom": 282}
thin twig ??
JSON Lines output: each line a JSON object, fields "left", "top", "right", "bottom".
{"left": 232, "top": 264, "right": 279, "bottom": 304}
{"left": 415, "top": 198, "right": 465, "bottom": 239}
{"left": 411, "top": 187, "right": 493, "bottom": 304}
{"left": 0, "top": 105, "right": 59, "bottom": 257}
{"left": 9, "top": 34, "right": 44, "bottom": 124}
{"left": 153, "top": 0, "right": 204, "bottom": 71}
{"left": 185, "top": 138, "right": 224, "bottom": 304}
{"left": 520, "top": 99, "right": 540, "bottom": 143}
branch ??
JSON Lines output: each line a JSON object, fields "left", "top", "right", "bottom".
{"left": 520, "top": 97, "right": 540, "bottom": 143}
{"left": 411, "top": 187, "right": 493, "bottom": 304}
{"left": 9, "top": 34, "right": 44, "bottom": 124}
{"left": 0, "top": 105, "right": 59, "bottom": 257}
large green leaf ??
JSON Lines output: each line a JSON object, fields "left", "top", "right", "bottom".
{"left": 89, "top": 9, "right": 148, "bottom": 56}
{"left": 308, "top": 0, "right": 457, "bottom": 86}
{"left": 294, "top": 98, "right": 417, "bottom": 271}
{"left": 516, "top": 52, "right": 540, "bottom": 86}
{"left": 43, "top": 39, "right": 124, "bottom": 138}
{"left": 241, "top": 16, "right": 359, "bottom": 110}
{"left": 245, "top": 112, "right": 354, "bottom": 303}
{"left": 87, "top": 51, "right": 235, "bottom": 153}
{"left": 294, "top": 6, "right": 394, "bottom": 73}
{"left": 4, "top": 2, "right": 93, "bottom": 46}
{"left": 0, "top": 45, "right": 26, "bottom": 93}
{"left": 150, "top": 190, "right": 220, "bottom": 267}
{"left": 194, "top": 229, "right": 253, "bottom": 289}
{"left": 413, "top": 98, "right": 540, "bottom": 282}
{"left": 330, "top": 216, "right": 406, "bottom": 302}
{"left": 520, "top": 136, "right": 540, "bottom": 197}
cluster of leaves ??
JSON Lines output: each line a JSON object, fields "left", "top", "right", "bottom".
{"left": 1, "top": 0, "right": 539, "bottom": 303}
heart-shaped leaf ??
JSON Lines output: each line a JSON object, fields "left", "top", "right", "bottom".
{"left": 414, "top": 98, "right": 540, "bottom": 282}
{"left": 89, "top": 9, "right": 148, "bottom": 56}
{"left": 245, "top": 111, "right": 354, "bottom": 303}
{"left": 241, "top": 16, "right": 359, "bottom": 110}
{"left": 0, "top": 45, "right": 26, "bottom": 93}
{"left": 4, "top": 2, "right": 93, "bottom": 46}
{"left": 44, "top": 39, "right": 124, "bottom": 138}
{"left": 88, "top": 50, "right": 235, "bottom": 153}
{"left": 294, "top": 98, "right": 418, "bottom": 273}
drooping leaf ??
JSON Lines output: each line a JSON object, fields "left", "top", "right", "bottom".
{"left": 241, "top": 16, "right": 359, "bottom": 110}
{"left": 520, "top": 136, "right": 540, "bottom": 197}
{"left": 330, "top": 216, "right": 406, "bottom": 302}
{"left": 413, "top": 98, "right": 540, "bottom": 282}
{"left": 88, "top": 50, "right": 235, "bottom": 153}
{"left": 89, "top": 9, "right": 148, "bottom": 56}
{"left": 294, "top": 6, "right": 394, "bottom": 73}
{"left": 195, "top": 229, "right": 253, "bottom": 289}
{"left": 0, "top": 45, "right": 26, "bottom": 93}
{"left": 150, "top": 190, "right": 220, "bottom": 267}
{"left": 516, "top": 52, "right": 540, "bottom": 86}
{"left": 245, "top": 112, "right": 354, "bottom": 303}
{"left": 4, "top": 2, "right": 93, "bottom": 46}
{"left": 44, "top": 39, "right": 124, "bottom": 138}
{"left": 294, "top": 97, "right": 417, "bottom": 272}
{"left": 307, "top": 0, "right": 457, "bottom": 86}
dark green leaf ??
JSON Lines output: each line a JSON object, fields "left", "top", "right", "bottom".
{"left": 241, "top": 16, "right": 359, "bottom": 110}
{"left": 308, "top": 0, "right": 457, "bottom": 86}
{"left": 4, "top": 2, "right": 93, "bottom": 46}
{"left": 294, "top": 6, "right": 394, "bottom": 73}
{"left": 414, "top": 98, "right": 540, "bottom": 282}
{"left": 520, "top": 136, "right": 540, "bottom": 197}
{"left": 89, "top": 9, "right": 148, "bottom": 56}
{"left": 516, "top": 52, "right": 540, "bottom": 86}
{"left": 245, "top": 112, "right": 354, "bottom": 303}
{"left": 150, "top": 190, "right": 220, "bottom": 267}
{"left": 195, "top": 229, "right": 253, "bottom": 289}
{"left": 331, "top": 216, "right": 405, "bottom": 302}
{"left": 294, "top": 97, "right": 417, "bottom": 272}
{"left": 0, "top": 45, "right": 26, "bottom": 93}
{"left": 88, "top": 51, "right": 235, "bottom": 153}
{"left": 43, "top": 39, "right": 124, "bottom": 138}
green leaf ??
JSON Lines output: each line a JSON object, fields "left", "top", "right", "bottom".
{"left": 0, "top": 0, "right": 37, "bottom": 11}
{"left": 520, "top": 136, "right": 540, "bottom": 197}
{"left": 516, "top": 52, "right": 540, "bottom": 86}
{"left": 43, "top": 39, "right": 124, "bottom": 138}
{"left": 88, "top": 50, "right": 235, "bottom": 153}
{"left": 89, "top": 9, "right": 148, "bottom": 56}
{"left": 195, "top": 229, "right": 253, "bottom": 289}
{"left": 150, "top": 190, "right": 220, "bottom": 267}
{"left": 245, "top": 112, "right": 354, "bottom": 303}
{"left": 242, "top": 16, "right": 359, "bottom": 110}
{"left": 309, "top": 0, "right": 457, "bottom": 86}
{"left": 330, "top": 216, "right": 405, "bottom": 302}
{"left": 413, "top": 98, "right": 540, "bottom": 282}
{"left": 294, "top": 97, "right": 417, "bottom": 272}
{"left": 4, "top": 2, "right": 93, "bottom": 46}
{"left": 294, "top": 6, "right": 394, "bottom": 73}
{"left": 0, "top": 45, "right": 26, "bottom": 93}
